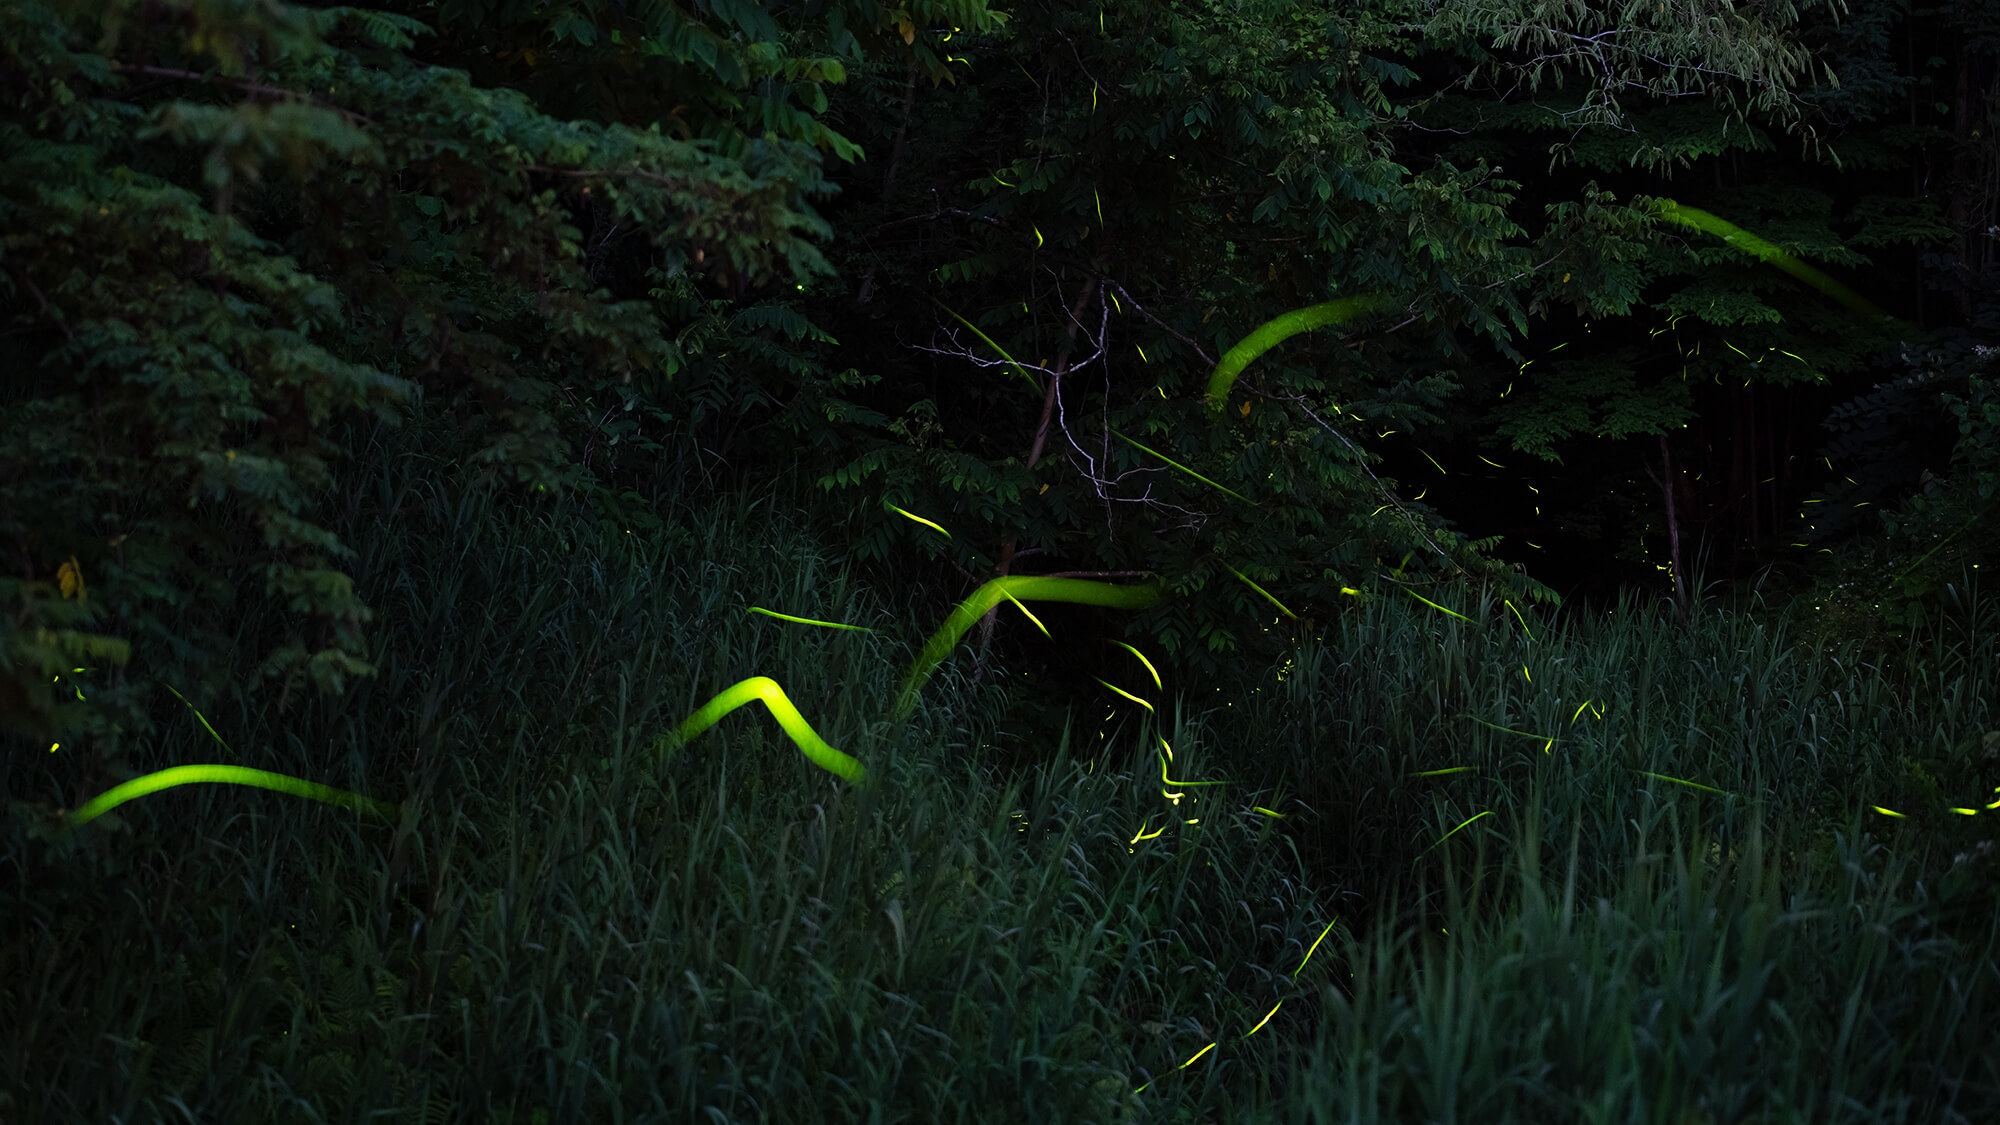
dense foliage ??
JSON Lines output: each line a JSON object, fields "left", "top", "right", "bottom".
{"left": 0, "top": 0, "right": 1003, "bottom": 748}
{"left": 5, "top": 0, "right": 1996, "bottom": 746}
{"left": 3, "top": 0, "right": 1998, "bottom": 1118}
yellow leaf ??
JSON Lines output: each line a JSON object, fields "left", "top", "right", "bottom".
{"left": 57, "top": 556, "right": 85, "bottom": 601}
{"left": 1239, "top": 400, "right": 1252, "bottom": 417}
{"left": 899, "top": 18, "right": 915, "bottom": 44}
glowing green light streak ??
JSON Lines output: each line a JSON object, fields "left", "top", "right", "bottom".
{"left": 1002, "top": 589, "right": 1051, "bottom": 637}
{"left": 1251, "top": 806, "right": 1286, "bottom": 818}
{"left": 1421, "top": 809, "right": 1494, "bottom": 856}
{"left": 1220, "top": 562, "right": 1298, "bottom": 619}
{"left": 1635, "top": 770, "right": 1729, "bottom": 796}
{"left": 68, "top": 765, "right": 396, "bottom": 826}
{"left": 1179, "top": 1042, "right": 1217, "bottom": 1068}
{"left": 1660, "top": 201, "right": 1888, "bottom": 321}
{"left": 1111, "top": 640, "right": 1162, "bottom": 689}
{"left": 1871, "top": 805, "right": 1906, "bottom": 819}
{"left": 1110, "top": 431, "right": 1252, "bottom": 503}
{"left": 1571, "top": 700, "right": 1593, "bottom": 724}
{"left": 1504, "top": 599, "right": 1534, "bottom": 640}
{"left": 1204, "top": 294, "right": 1393, "bottom": 413}
{"left": 1245, "top": 1001, "right": 1282, "bottom": 1037}
{"left": 1409, "top": 766, "right": 1475, "bottom": 777}
{"left": 1131, "top": 820, "right": 1165, "bottom": 844}
{"left": 931, "top": 298, "right": 1041, "bottom": 395}
{"left": 747, "top": 606, "right": 874, "bottom": 633}
{"left": 1294, "top": 918, "right": 1338, "bottom": 979}
{"left": 164, "top": 683, "right": 233, "bottom": 755}
{"left": 1891, "top": 501, "right": 1997, "bottom": 584}
{"left": 1466, "top": 715, "right": 1553, "bottom": 743}
{"left": 1096, "top": 676, "right": 1154, "bottom": 712}
{"left": 1158, "top": 751, "right": 1230, "bottom": 788}
{"left": 1403, "top": 588, "right": 1473, "bottom": 623}
{"left": 896, "top": 576, "right": 1164, "bottom": 717}
{"left": 670, "top": 676, "right": 868, "bottom": 785}
{"left": 886, "top": 503, "right": 951, "bottom": 539}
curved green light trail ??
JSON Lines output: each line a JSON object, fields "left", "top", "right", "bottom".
{"left": 747, "top": 606, "right": 874, "bottom": 632}
{"left": 1659, "top": 200, "right": 1889, "bottom": 321}
{"left": 670, "top": 676, "right": 869, "bottom": 786}
{"left": 1403, "top": 587, "right": 1473, "bottom": 623}
{"left": 887, "top": 503, "right": 952, "bottom": 539}
{"left": 67, "top": 765, "right": 396, "bottom": 826}
{"left": 1111, "top": 640, "right": 1162, "bottom": 690}
{"left": 1222, "top": 562, "right": 1298, "bottom": 620}
{"left": 895, "top": 576, "right": 1164, "bottom": 718}
{"left": 1204, "top": 294, "right": 1393, "bottom": 414}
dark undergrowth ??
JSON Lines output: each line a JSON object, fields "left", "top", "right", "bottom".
{"left": 4, "top": 422, "right": 1996, "bottom": 1123}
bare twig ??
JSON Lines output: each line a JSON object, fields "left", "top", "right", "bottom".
{"left": 1277, "top": 392, "right": 1463, "bottom": 573}
{"left": 1106, "top": 280, "right": 1215, "bottom": 366}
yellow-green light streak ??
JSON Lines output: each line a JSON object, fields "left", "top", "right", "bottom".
{"left": 1158, "top": 752, "right": 1230, "bottom": 788}
{"left": 887, "top": 503, "right": 951, "bottom": 539}
{"left": 68, "top": 765, "right": 396, "bottom": 826}
{"left": 1096, "top": 677, "right": 1154, "bottom": 712}
{"left": 164, "top": 683, "right": 233, "bottom": 755}
{"left": 1635, "top": 770, "right": 1730, "bottom": 796}
{"left": 1660, "top": 201, "right": 1889, "bottom": 321}
{"left": 1246, "top": 1001, "right": 1282, "bottom": 1037}
{"left": 1294, "top": 919, "right": 1338, "bottom": 979}
{"left": 1112, "top": 640, "right": 1162, "bottom": 689}
{"left": 1222, "top": 562, "right": 1298, "bottom": 619}
{"left": 1504, "top": 599, "right": 1534, "bottom": 640}
{"left": 1403, "top": 588, "right": 1473, "bottom": 623}
{"left": 931, "top": 298, "right": 1041, "bottom": 395}
{"left": 896, "top": 576, "right": 1164, "bottom": 717}
{"left": 1421, "top": 810, "right": 1494, "bottom": 855}
{"left": 1204, "top": 294, "right": 1394, "bottom": 413}
{"left": 670, "top": 676, "right": 868, "bottom": 785}
{"left": 1111, "top": 431, "right": 1252, "bottom": 503}
{"left": 747, "top": 606, "right": 874, "bottom": 632}
{"left": 1002, "top": 589, "right": 1051, "bottom": 637}
{"left": 1466, "top": 715, "right": 1552, "bottom": 743}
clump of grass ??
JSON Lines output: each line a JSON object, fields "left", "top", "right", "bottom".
{"left": 1216, "top": 581, "right": 2000, "bottom": 1122}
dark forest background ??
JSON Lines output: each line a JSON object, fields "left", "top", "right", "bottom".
{"left": 5, "top": 0, "right": 1996, "bottom": 753}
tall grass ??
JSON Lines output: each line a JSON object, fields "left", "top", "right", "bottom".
{"left": 3, "top": 419, "right": 1995, "bottom": 1122}
{"left": 0, "top": 425, "right": 1331, "bottom": 1123}
{"left": 1244, "top": 581, "right": 2000, "bottom": 1122}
